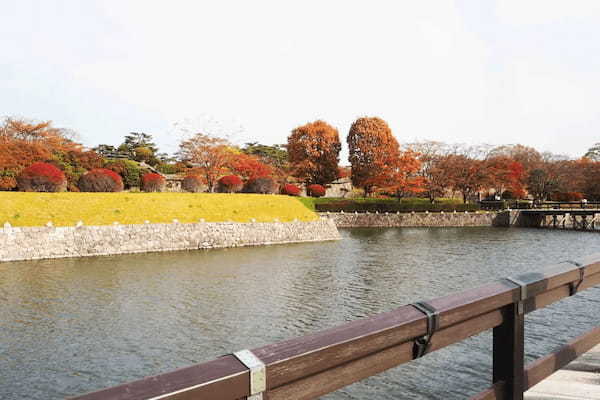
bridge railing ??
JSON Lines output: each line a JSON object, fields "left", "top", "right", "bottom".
{"left": 536, "top": 201, "right": 600, "bottom": 210}
{"left": 71, "top": 255, "right": 600, "bottom": 400}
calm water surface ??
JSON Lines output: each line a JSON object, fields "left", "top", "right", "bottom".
{"left": 1, "top": 227, "right": 600, "bottom": 399}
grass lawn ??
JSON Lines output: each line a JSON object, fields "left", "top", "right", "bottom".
{"left": 0, "top": 192, "right": 318, "bottom": 227}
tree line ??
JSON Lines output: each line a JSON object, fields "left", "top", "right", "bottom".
{"left": 2, "top": 115, "right": 600, "bottom": 201}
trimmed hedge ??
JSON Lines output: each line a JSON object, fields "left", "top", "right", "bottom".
{"left": 78, "top": 169, "right": 124, "bottom": 192}
{"left": 217, "top": 175, "right": 243, "bottom": 193}
{"left": 281, "top": 183, "right": 301, "bottom": 196}
{"left": 17, "top": 162, "right": 67, "bottom": 192}
{"left": 182, "top": 175, "right": 203, "bottom": 193}
{"left": 243, "top": 177, "right": 277, "bottom": 194}
{"left": 314, "top": 199, "right": 479, "bottom": 213}
{"left": 307, "top": 184, "right": 326, "bottom": 198}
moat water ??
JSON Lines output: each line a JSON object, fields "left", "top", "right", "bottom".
{"left": 1, "top": 227, "right": 599, "bottom": 399}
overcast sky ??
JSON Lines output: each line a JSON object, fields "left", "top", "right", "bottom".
{"left": 2, "top": 1, "right": 600, "bottom": 159}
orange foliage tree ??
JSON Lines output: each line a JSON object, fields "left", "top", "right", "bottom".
{"left": 383, "top": 150, "right": 426, "bottom": 198}
{"left": 485, "top": 156, "right": 525, "bottom": 198}
{"left": 439, "top": 154, "right": 488, "bottom": 203}
{"left": 288, "top": 120, "right": 341, "bottom": 185}
{"left": 178, "top": 133, "right": 231, "bottom": 192}
{"left": 348, "top": 117, "right": 405, "bottom": 196}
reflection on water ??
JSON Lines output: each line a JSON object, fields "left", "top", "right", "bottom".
{"left": 1, "top": 227, "right": 599, "bottom": 399}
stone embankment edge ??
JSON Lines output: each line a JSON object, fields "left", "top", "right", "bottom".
{"left": 320, "top": 211, "right": 502, "bottom": 228}
{"left": 0, "top": 218, "right": 341, "bottom": 263}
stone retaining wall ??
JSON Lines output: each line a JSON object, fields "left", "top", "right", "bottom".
{"left": 320, "top": 211, "right": 501, "bottom": 228}
{"left": 0, "top": 219, "right": 341, "bottom": 262}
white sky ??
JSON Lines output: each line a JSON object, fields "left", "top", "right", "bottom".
{"left": 2, "top": 0, "right": 600, "bottom": 159}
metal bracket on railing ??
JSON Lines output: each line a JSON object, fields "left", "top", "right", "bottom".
{"left": 410, "top": 301, "right": 439, "bottom": 359}
{"left": 564, "top": 260, "right": 585, "bottom": 296}
{"left": 233, "top": 349, "right": 266, "bottom": 400}
{"left": 505, "top": 277, "right": 527, "bottom": 315}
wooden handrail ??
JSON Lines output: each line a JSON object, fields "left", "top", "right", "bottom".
{"left": 71, "top": 254, "right": 600, "bottom": 400}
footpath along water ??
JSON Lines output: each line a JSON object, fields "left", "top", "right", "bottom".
{"left": 1, "top": 227, "right": 599, "bottom": 399}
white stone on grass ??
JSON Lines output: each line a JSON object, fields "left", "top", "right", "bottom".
{"left": 76, "top": 221, "right": 84, "bottom": 227}
{"left": 46, "top": 221, "right": 53, "bottom": 227}
{"left": 3, "top": 222, "right": 11, "bottom": 229}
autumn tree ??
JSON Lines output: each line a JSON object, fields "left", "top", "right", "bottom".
{"left": 241, "top": 142, "right": 288, "bottom": 170}
{"left": 484, "top": 156, "right": 525, "bottom": 198}
{"left": 438, "top": 155, "right": 488, "bottom": 203}
{"left": 177, "top": 133, "right": 231, "bottom": 192}
{"left": 229, "top": 153, "right": 273, "bottom": 181}
{"left": 581, "top": 161, "right": 600, "bottom": 200}
{"left": 526, "top": 166, "right": 560, "bottom": 200}
{"left": 347, "top": 117, "right": 401, "bottom": 196}
{"left": 377, "top": 150, "right": 425, "bottom": 199}
{"left": 0, "top": 117, "right": 83, "bottom": 190}
{"left": 407, "top": 141, "right": 453, "bottom": 202}
{"left": 287, "top": 120, "right": 341, "bottom": 185}
{"left": 487, "top": 144, "right": 542, "bottom": 174}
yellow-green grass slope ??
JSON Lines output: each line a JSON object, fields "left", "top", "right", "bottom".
{"left": 0, "top": 192, "right": 318, "bottom": 227}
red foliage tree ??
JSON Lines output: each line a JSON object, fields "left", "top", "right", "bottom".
{"left": 182, "top": 175, "right": 204, "bottom": 193}
{"left": 141, "top": 173, "right": 166, "bottom": 192}
{"left": 17, "top": 162, "right": 66, "bottom": 192}
{"left": 307, "top": 184, "right": 326, "bottom": 197}
{"left": 281, "top": 183, "right": 301, "bottom": 196}
{"left": 217, "top": 175, "right": 243, "bottom": 193}
{"left": 230, "top": 153, "right": 273, "bottom": 181}
{"left": 78, "top": 169, "right": 124, "bottom": 192}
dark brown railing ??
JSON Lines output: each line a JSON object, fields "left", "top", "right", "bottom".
{"left": 71, "top": 255, "right": 600, "bottom": 400}
{"left": 535, "top": 201, "right": 600, "bottom": 210}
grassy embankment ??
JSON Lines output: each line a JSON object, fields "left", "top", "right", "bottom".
{"left": 0, "top": 192, "right": 318, "bottom": 227}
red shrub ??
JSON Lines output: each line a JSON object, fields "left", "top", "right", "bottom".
{"left": 307, "top": 184, "right": 326, "bottom": 198}
{"left": 141, "top": 172, "right": 166, "bottom": 192}
{"left": 217, "top": 175, "right": 243, "bottom": 193}
{"left": 78, "top": 169, "right": 124, "bottom": 192}
{"left": 243, "top": 177, "right": 277, "bottom": 194}
{"left": 281, "top": 183, "right": 301, "bottom": 196}
{"left": 17, "top": 162, "right": 66, "bottom": 192}
{"left": 182, "top": 175, "right": 204, "bottom": 193}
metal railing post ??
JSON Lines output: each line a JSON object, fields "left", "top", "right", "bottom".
{"left": 493, "top": 301, "right": 525, "bottom": 400}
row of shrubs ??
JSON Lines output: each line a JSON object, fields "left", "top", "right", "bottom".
{"left": 14, "top": 162, "right": 329, "bottom": 197}
{"left": 314, "top": 199, "right": 480, "bottom": 213}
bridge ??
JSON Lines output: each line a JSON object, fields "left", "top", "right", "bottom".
{"left": 70, "top": 255, "right": 600, "bottom": 400}
{"left": 500, "top": 205, "right": 600, "bottom": 230}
